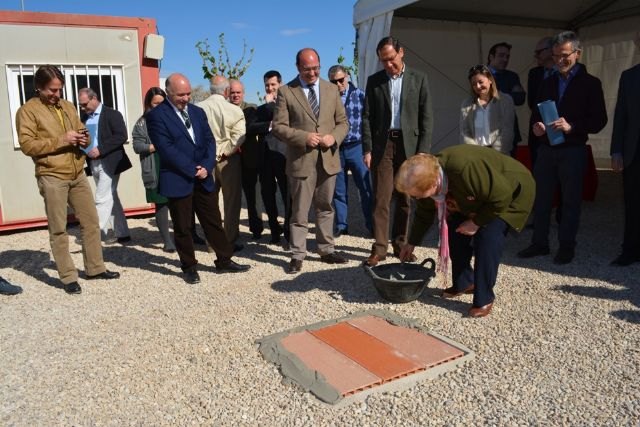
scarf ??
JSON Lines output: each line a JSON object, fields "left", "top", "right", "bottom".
{"left": 430, "top": 167, "right": 449, "bottom": 285}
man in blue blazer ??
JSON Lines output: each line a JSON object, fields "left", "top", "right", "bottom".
{"left": 146, "top": 73, "right": 250, "bottom": 284}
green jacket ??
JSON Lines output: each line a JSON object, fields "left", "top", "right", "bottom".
{"left": 408, "top": 144, "right": 535, "bottom": 245}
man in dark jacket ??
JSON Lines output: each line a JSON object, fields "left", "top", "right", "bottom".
{"left": 79, "top": 88, "right": 132, "bottom": 243}
{"left": 397, "top": 145, "right": 535, "bottom": 317}
{"left": 362, "top": 36, "right": 433, "bottom": 266}
{"left": 610, "top": 36, "right": 640, "bottom": 266}
{"left": 518, "top": 31, "right": 607, "bottom": 264}
{"left": 487, "top": 42, "right": 526, "bottom": 157}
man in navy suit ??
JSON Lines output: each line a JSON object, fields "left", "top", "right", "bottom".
{"left": 146, "top": 73, "right": 250, "bottom": 284}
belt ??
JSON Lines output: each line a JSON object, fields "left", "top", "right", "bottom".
{"left": 388, "top": 130, "right": 402, "bottom": 139}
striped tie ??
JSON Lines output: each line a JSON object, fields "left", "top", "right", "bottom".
{"left": 308, "top": 86, "right": 319, "bottom": 118}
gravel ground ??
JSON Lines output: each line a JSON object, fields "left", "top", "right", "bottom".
{"left": 0, "top": 171, "right": 638, "bottom": 426}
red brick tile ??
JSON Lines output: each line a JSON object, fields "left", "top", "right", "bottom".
{"left": 281, "top": 331, "right": 382, "bottom": 396}
{"left": 310, "top": 322, "right": 423, "bottom": 382}
{"left": 347, "top": 316, "right": 465, "bottom": 368}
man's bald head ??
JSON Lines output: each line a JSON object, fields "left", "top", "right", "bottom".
{"left": 296, "top": 47, "right": 321, "bottom": 85}
{"left": 229, "top": 79, "right": 245, "bottom": 106}
{"left": 165, "top": 73, "right": 191, "bottom": 110}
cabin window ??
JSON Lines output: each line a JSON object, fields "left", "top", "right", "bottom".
{"left": 6, "top": 64, "right": 126, "bottom": 149}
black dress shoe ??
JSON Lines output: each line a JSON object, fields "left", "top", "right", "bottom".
{"left": 0, "top": 277, "right": 23, "bottom": 295}
{"left": 252, "top": 231, "right": 263, "bottom": 240}
{"left": 215, "top": 259, "right": 250, "bottom": 273}
{"left": 611, "top": 253, "right": 640, "bottom": 266}
{"left": 270, "top": 234, "right": 281, "bottom": 244}
{"left": 287, "top": 259, "right": 302, "bottom": 274}
{"left": 117, "top": 236, "right": 132, "bottom": 244}
{"left": 86, "top": 270, "right": 120, "bottom": 280}
{"left": 517, "top": 244, "right": 550, "bottom": 258}
{"left": 320, "top": 252, "right": 347, "bottom": 264}
{"left": 553, "top": 247, "right": 575, "bottom": 265}
{"left": 64, "top": 282, "right": 82, "bottom": 294}
{"left": 335, "top": 228, "right": 348, "bottom": 237}
{"left": 183, "top": 269, "right": 201, "bottom": 284}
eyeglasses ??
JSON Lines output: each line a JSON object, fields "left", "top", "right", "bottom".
{"left": 79, "top": 102, "right": 89, "bottom": 109}
{"left": 330, "top": 77, "right": 346, "bottom": 84}
{"left": 552, "top": 50, "right": 577, "bottom": 61}
{"left": 300, "top": 65, "right": 320, "bottom": 73}
{"left": 467, "top": 64, "right": 490, "bottom": 78}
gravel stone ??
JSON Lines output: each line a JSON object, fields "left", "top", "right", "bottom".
{"left": 0, "top": 172, "right": 638, "bottom": 425}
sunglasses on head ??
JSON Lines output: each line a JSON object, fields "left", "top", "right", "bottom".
{"left": 330, "top": 77, "right": 346, "bottom": 84}
{"left": 467, "top": 64, "right": 490, "bottom": 78}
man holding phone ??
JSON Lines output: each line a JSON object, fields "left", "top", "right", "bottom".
{"left": 16, "top": 65, "right": 120, "bottom": 294}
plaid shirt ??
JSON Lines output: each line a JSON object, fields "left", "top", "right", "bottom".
{"left": 342, "top": 82, "right": 364, "bottom": 146}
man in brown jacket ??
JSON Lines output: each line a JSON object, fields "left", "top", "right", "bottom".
{"left": 272, "top": 48, "right": 349, "bottom": 274}
{"left": 16, "top": 65, "right": 119, "bottom": 294}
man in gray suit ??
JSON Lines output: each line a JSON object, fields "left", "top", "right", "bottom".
{"left": 362, "top": 36, "right": 433, "bottom": 266}
{"left": 610, "top": 37, "right": 640, "bottom": 266}
{"left": 272, "top": 48, "right": 349, "bottom": 274}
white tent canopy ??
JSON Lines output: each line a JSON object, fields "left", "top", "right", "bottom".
{"left": 353, "top": 0, "right": 640, "bottom": 164}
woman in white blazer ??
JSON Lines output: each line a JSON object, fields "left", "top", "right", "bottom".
{"left": 460, "top": 65, "right": 515, "bottom": 154}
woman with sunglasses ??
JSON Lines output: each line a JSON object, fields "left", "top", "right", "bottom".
{"left": 132, "top": 87, "right": 176, "bottom": 252}
{"left": 459, "top": 65, "right": 515, "bottom": 155}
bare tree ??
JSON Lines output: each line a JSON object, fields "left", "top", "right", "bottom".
{"left": 190, "top": 85, "right": 210, "bottom": 103}
{"left": 196, "top": 33, "right": 254, "bottom": 80}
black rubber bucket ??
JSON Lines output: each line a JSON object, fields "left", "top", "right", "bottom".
{"left": 363, "top": 258, "right": 436, "bottom": 303}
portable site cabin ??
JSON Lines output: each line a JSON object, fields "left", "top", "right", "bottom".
{"left": 0, "top": 11, "right": 164, "bottom": 231}
{"left": 353, "top": 0, "right": 640, "bottom": 166}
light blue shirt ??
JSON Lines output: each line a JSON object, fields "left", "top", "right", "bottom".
{"left": 387, "top": 64, "right": 404, "bottom": 130}
{"left": 85, "top": 102, "right": 102, "bottom": 148}
{"left": 299, "top": 76, "right": 320, "bottom": 110}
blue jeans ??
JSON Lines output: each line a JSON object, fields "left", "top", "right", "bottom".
{"left": 449, "top": 213, "right": 508, "bottom": 307}
{"left": 333, "top": 142, "right": 373, "bottom": 233}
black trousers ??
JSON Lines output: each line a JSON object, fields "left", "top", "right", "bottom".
{"left": 449, "top": 213, "right": 508, "bottom": 308}
{"left": 260, "top": 148, "right": 290, "bottom": 241}
{"left": 622, "top": 149, "right": 640, "bottom": 256}
{"left": 241, "top": 164, "right": 263, "bottom": 236}
{"left": 168, "top": 183, "right": 233, "bottom": 271}
{"left": 532, "top": 144, "right": 586, "bottom": 249}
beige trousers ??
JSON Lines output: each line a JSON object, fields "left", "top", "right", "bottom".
{"left": 37, "top": 174, "right": 106, "bottom": 284}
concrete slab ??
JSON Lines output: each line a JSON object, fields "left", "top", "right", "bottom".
{"left": 256, "top": 309, "right": 474, "bottom": 405}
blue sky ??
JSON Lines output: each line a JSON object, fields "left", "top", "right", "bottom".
{"left": 1, "top": 0, "right": 358, "bottom": 103}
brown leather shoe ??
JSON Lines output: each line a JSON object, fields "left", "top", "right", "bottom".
{"left": 287, "top": 259, "right": 302, "bottom": 274}
{"left": 442, "top": 284, "right": 475, "bottom": 299}
{"left": 365, "top": 254, "right": 385, "bottom": 267}
{"left": 392, "top": 245, "right": 417, "bottom": 262}
{"left": 469, "top": 302, "right": 493, "bottom": 318}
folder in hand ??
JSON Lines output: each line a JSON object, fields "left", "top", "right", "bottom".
{"left": 537, "top": 100, "right": 565, "bottom": 145}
